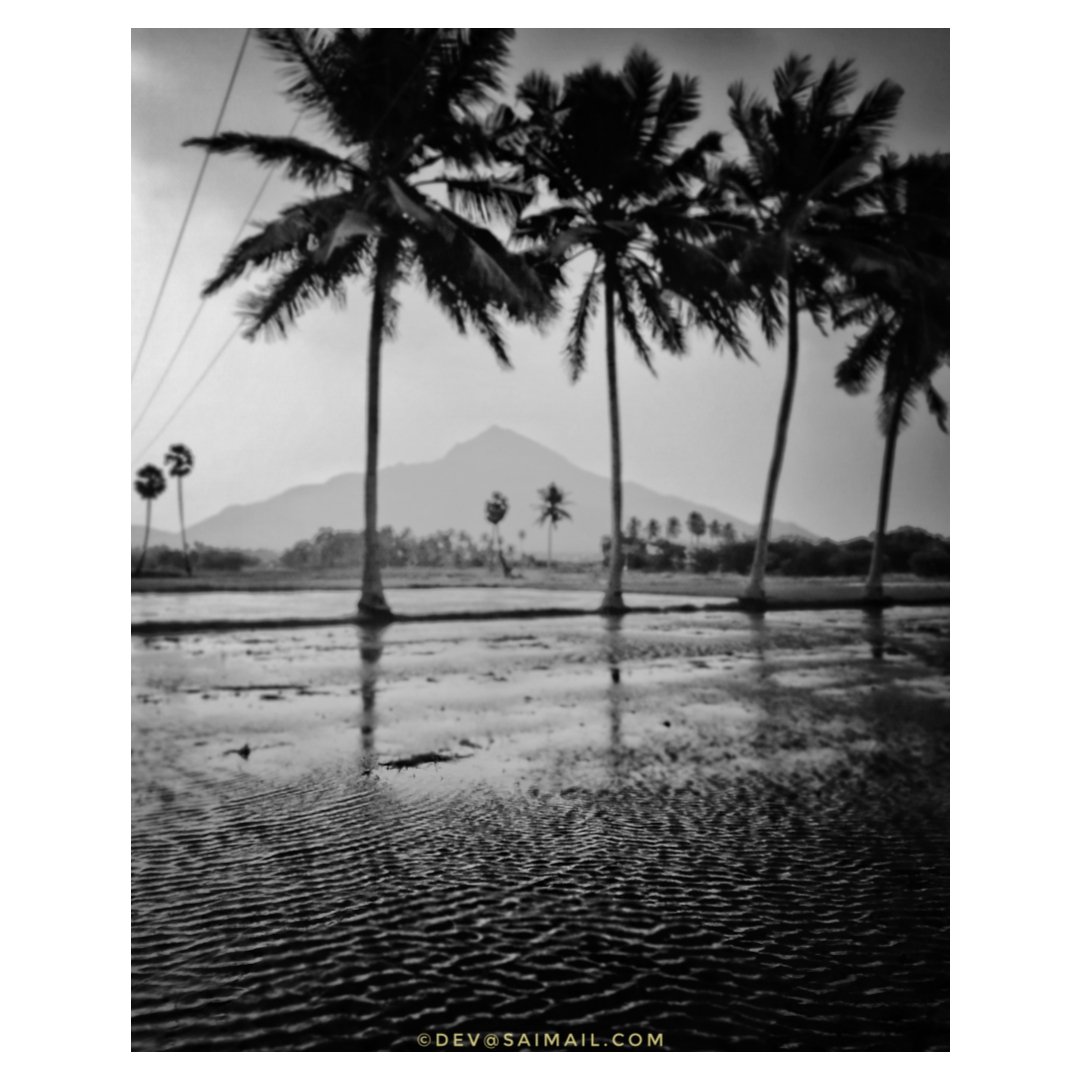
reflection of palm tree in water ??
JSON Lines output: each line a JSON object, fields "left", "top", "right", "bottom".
{"left": 863, "top": 609, "right": 886, "bottom": 661}
{"left": 603, "top": 615, "right": 625, "bottom": 763}
{"left": 746, "top": 611, "right": 770, "bottom": 679}
{"left": 358, "top": 624, "right": 387, "bottom": 769}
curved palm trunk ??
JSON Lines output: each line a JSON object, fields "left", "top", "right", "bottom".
{"left": 358, "top": 240, "right": 395, "bottom": 622}
{"left": 177, "top": 477, "right": 192, "bottom": 576}
{"left": 136, "top": 500, "right": 152, "bottom": 577}
{"left": 745, "top": 272, "right": 799, "bottom": 603}
{"left": 865, "top": 388, "right": 906, "bottom": 600}
{"left": 600, "top": 269, "right": 626, "bottom": 614}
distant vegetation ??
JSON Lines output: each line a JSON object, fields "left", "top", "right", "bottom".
{"left": 130, "top": 541, "right": 263, "bottom": 575}
{"left": 602, "top": 526, "right": 949, "bottom": 579}
{"left": 282, "top": 527, "right": 503, "bottom": 571}
{"left": 132, "top": 524, "right": 947, "bottom": 579}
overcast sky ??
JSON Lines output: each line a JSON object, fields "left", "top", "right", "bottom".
{"left": 131, "top": 28, "right": 949, "bottom": 541}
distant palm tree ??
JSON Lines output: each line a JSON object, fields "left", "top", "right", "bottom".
{"left": 666, "top": 516, "right": 682, "bottom": 542}
{"left": 133, "top": 465, "right": 166, "bottom": 577}
{"left": 514, "top": 49, "right": 744, "bottom": 612}
{"left": 163, "top": 443, "right": 195, "bottom": 575}
{"left": 835, "top": 153, "right": 949, "bottom": 599}
{"left": 485, "top": 491, "right": 511, "bottom": 575}
{"left": 535, "top": 483, "right": 572, "bottom": 569}
{"left": 708, "top": 518, "right": 722, "bottom": 541}
{"left": 186, "top": 29, "right": 550, "bottom": 621}
{"left": 627, "top": 517, "right": 642, "bottom": 542}
{"left": 687, "top": 511, "right": 706, "bottom": 547}
{"left": 646, "top": 518, "right": 661, "bottom": 543}
{"left": 715, "top": 55, "right": 903, "bottom": 602}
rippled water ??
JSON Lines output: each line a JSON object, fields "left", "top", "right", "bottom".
{"left": 132, "top": 607, "right": 949, "bottom": 1051}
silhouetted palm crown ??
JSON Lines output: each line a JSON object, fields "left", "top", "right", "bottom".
{"left": 711, "top": 55, "right": 904, "bottom": 333}
{"left": 835, "top": 153, "right": 949, "bottom": 431}
{"left": 135, "top": 465, "right": 166, "bottom": 501}
{"left": 513, "top": 48, "right": 745, "bottom": 371}
{"left": 187, "top": 29, "right": 550, "bottom": 358}
{"left": 536, "top": 484, "right": 571, "bottom": 526}
{"left": 164, "top": 443, "right": 194, "bottom": 478}
{"left": 485, "top": 492, "right": 509, "bottom": 526}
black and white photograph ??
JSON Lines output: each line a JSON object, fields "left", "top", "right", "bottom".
{"left": 131, "top": 27, "right": 950, "bottom": 1052}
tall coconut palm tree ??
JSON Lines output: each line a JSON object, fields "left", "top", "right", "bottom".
{"left": 535, "top": 482, "right": 572, "bottom": 569}
{"left": 186, "top": 29, "right": 551, "bottom": 621}
{"left": 646, "top": 518, "right": 662, "bottom": 543}
{"left": 163, "top": 443, "right": 195, "bottom": 576}
{"left": 513, "top": 49, "right": 745, "bottom": 613}
{"left": 713, "top": 55, "right": 904, "bottom": 603}
{"left": 133, "top": 465, "right": 166, "bottom": 577}
{"left": 835, "top": 153, "right": 949, "bottom": 600}
{"left": 485, "top": 491, "right": 510, "bottom": 575}
{"left": 666, "top": 516, "right": 682, "bottom": 542}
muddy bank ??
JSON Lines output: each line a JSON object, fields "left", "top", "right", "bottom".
{"left": 131, "top": 586, "right": 948, "bottom": 638}
{"left": 132, "top": 607, "right": 948, "bottom": 1051}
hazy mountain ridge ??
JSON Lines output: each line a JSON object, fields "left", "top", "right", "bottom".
{"left": 141, "top": 427, "right": 815, "bottom": 555}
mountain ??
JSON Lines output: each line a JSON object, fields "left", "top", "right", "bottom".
{"left": 130, "top": 525, "right": 179, "bottom": 548}
{"left": 180, "top": 427, "right": 815, "bottom": 554}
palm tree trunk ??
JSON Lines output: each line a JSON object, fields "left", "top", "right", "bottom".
{"left": 136, "top": 501, "right": 152, "bottom": 577}
{"left": 547, "top": 523, "right": 553, "bottom": 570}
{"left": 177, "top": 477, "right": 191, "bottom": 576}
{"left": 359, "top": 239, "right": 395, "bottom": 621}
{"left": 600, "top": 268, "right": 625, "bottom": 614}
{"left": 865, "top": 389, "right": 905, "bottom": 600}
{"left": 745, "top": 271, "right": 800, "bottom": 603}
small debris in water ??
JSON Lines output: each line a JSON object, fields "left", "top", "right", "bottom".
{"left": 224, "top": 744, "right": 252, "bottom": 760}
{"left": 380, "top": 750, "right": 469, "bottom": 770}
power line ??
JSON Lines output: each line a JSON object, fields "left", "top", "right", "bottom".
{"left": 131, "top": 28, "right": 251, "bottom": 382}
{"left": 131, "top": 116, "right": 301, "bottom": 437}
{"left": 133, "top": 325, "right": 242, "bottom": 463}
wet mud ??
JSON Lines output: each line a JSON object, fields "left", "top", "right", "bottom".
{"left": 132, "top": 606, "right": 949, "bottom": 1051}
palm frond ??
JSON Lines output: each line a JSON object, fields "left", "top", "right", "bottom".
{"left": 611, "top": 272, "right": 655, "bottom": 373}
{"left": 835, "top": 314, "right": 894, "bottom": 393}
{"left": 183, "top": 131, "right": 359, "bottom": 186}
{"left": 564, "top": 260, "right": 601, "bottom": 380}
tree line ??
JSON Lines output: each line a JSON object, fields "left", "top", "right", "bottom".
{"left": 165, "top": 30, "right": 946, "bottom": 617}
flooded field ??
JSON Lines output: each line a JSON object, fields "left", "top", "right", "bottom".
{"left": 132, "top": 604, "right": 949, "bottom": 1051}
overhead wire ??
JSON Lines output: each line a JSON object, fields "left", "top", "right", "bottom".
{"left": 130, "top": 114, "right": 301, "bottom": 438}
{"left": 130, "top": 28, "right": 251, "bottom": 382}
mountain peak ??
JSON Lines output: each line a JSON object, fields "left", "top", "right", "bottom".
{"left": 445, "top": 425, "right": 564, "bottom": 460}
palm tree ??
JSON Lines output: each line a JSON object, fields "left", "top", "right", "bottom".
{"left": 687, "top": 511, "right": 706, "bottom": 547}
{"left": 513, "top": 49, "right": 744, "bottom": 613}
{"left": 163, "top": 443, "right": 195, "bottom": 575}
{"left": 715, "top": 55, "right": 903, "bottom": 603}
{"left": 535, "top": 482, "right": 572, "bottom": 569}
{"left": 186, "top": 29, "right": 551, "bottom": 621}
{"left": 133, "top": 465, "right": 166, "bottom": 577}
{"left": 835, "top": 153, "right": 949, "bottom": 600}
{"left": 666, "top": 516, "right": 682, "bottom": 542}
{"left": 627, "top": 516, "right": 642, "bottom": 542}
{"left": 485, "top": 491, "right": 510, "bottom": 575}
{"left": 646, "top": 518, "right": 661, "bottom": 543}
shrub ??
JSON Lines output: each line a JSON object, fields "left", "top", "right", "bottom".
{"left": 688, "top": 546, "right": 724, "bottom": 574}
{"left": 910, "top": 547, "right": 950, "bottom": 578}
